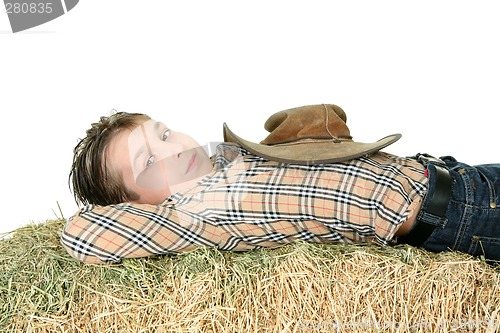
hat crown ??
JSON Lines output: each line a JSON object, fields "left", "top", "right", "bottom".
{"left": 260, "top": 104, "right": 352, "bottom": 145}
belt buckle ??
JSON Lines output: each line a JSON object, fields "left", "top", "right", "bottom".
{"left": 416, "top": 153, "right": 446, "bottom": 167}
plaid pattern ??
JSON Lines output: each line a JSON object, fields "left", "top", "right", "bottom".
{"left": 61, "top": 143, "right": 428, "bottom": 263}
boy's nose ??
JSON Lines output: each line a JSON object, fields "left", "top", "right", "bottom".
{"left": 152, "top": 141, "right": 184, "bottom": 159}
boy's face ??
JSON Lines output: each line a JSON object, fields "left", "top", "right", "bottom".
{"left": 107, "top": 118, "right": 213, "bottom": 204}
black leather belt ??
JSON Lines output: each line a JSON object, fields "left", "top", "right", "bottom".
{"left": 398, "top": 154, "right": 453, "bottom": 247}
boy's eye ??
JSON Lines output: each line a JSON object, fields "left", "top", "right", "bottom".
{"left": 162, "top": 129, "right": 171, "bottom": 141}
{"left": 146, "top": 155, "right": 155, "bottom": 168}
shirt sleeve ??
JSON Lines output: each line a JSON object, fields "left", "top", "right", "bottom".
{"left": 60, "top": 203, "right": 220, "bottom": 264}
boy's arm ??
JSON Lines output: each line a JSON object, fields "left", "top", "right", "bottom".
{"left": 60, "top": 203, "right": 220, "bottom": 264}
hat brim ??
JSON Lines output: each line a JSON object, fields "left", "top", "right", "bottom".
{"left": 223, "top": 123, "right": 402, "bottom": 164}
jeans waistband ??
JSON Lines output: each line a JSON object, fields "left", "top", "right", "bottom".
{"left": 398, "top": 154, "right": 454, "bottom": 247}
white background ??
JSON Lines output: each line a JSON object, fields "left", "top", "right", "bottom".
{"left": 0, "top": 1, "right": 499, "bottom": 236}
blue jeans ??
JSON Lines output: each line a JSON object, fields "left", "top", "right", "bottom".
{"left": 420, "top": 156, "right": 500, "bottom": 263}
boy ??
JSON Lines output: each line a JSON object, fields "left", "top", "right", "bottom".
{"left": 61, "top": 104, "right": 499, "bottom": 264}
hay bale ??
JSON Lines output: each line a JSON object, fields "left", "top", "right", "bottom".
{"left": 1, "top": 219, "right": 498, "bottom": 332}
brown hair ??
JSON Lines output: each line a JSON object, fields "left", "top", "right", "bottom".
{"left": 69, "top": 111, "right": 150, "bottom": 206}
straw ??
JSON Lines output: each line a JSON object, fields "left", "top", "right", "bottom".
{"left": 1, "top": 219, "right": 498, "bottom": 332}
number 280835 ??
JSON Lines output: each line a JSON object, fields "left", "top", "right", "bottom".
{"left": 5, "top": 2, "right": 53, "bottom": 14}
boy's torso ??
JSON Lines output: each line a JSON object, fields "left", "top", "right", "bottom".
{"left": 172, "top": 143, "right": 429, "bottom": 246}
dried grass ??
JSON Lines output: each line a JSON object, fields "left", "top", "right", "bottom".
{"left": 1, "top": 219, "right": 499, "bottom": 333}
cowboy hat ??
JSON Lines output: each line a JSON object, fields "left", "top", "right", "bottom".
{"left": 223, "top": 104, "right": 401, "bottom": 164}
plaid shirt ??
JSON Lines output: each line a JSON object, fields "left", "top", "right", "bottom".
{"left": 61, "top": 143, "right": 428, "bottom": 264}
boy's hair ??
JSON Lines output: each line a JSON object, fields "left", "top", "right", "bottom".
{"left": 69, "top": 111, "right": 150, "bottom": 206}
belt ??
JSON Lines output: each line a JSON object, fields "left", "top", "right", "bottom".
{"left": 398, "top": 154, "right": 453, "bottom": 247}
